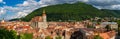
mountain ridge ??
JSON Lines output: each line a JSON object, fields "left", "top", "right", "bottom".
{"left": 10, "top": 2, "right": 120, "bottom": 22}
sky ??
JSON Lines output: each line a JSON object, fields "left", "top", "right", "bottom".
{"left": 0, "top": 0, "right": 120, "bottom": 20}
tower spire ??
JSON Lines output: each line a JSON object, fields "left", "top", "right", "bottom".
{"left": 43, "top": 9, "right": 46, "bottom": 14}
{"left": 1, "top": 18, "right": 5, "bottom": 23}
{"left": 42, "top": 9, "right": 46, "bottom": 16}
{"left": 42, "top": 9, "right": 47, "bottom": 22}
{"left": 2, "top": 18, "right": 4, "bottom": 20}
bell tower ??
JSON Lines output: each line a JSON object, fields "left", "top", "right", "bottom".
{"left": 1, "top": 18, "right": 5, "bottom": 23}
{"left": 42, "top": 9, "right": 47, "bottom": 22}
{"left": 31, "top": 9, "right": 48, "bottom": 29}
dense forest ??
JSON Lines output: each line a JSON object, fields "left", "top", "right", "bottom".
{"left": 101, "top": 9, "right": 120, "bottom": 17}
{"left": 10, "top": 2, "right": 120, "bottom": 22}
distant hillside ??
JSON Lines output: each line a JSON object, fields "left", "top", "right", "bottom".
{"left": 17, "top": 2, "right": 119, "bottom": 22}
{"left": 101, "top": 9, "right": 120, "bottom": 17}
{"left": 9, "top": 18, "right": 20, "bottom": 21}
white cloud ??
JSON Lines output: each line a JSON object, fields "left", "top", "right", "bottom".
{"left": 94, "top": 4, "right": 120, "bottom": 10}
{"left": 17, "top": 12, "right": 27, "bottom": 18}
{"left": 79, "top": 0, "right": 89, "bottom": 2}
{"left": 0, "top": 8, "right": 6, "bottom": 15}
{"left": 0, "top": 0, "right": 6, "bottom": 4}
{"left": 19, "top": 1, "right": 29, "bottom": 6}
{"left": 1, "top": 0, "right": 41, "bottom": 19}
{"left": 112, "top": 5, "right": 120, "bottom": 9}
{"left": 0, "top": 0, "right": 3, "bottom": 2}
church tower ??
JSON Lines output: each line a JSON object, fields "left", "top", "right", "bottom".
{"left": 30, "top": 9, "right": 48, "bottom": 29}
{"left": 1, "top": 18, "right": 5, "bottom": 23}
{"left": 0, "top": 18, "right": 5, "bottom": 26}
{"left": 42, "top": 9, "right": 47, "bottom": 22}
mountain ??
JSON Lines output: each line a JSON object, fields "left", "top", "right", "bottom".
{"left": 16, "top": 2, "right": 119, "bottom": 22}
{"left": 101, "top": 9, "right": 120, "bottom": 17}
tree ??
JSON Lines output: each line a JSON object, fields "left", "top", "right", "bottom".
{"left": 20, "top": 33, "right": 33, "bottom": 39}
{"left": 117, "top": 20, "right": 120, "bottom": 36}
{"left": 0, "top": 27, "right": 33, "bottom": 39}
{"left": 55, "top": 36, "right": 62, "bottom": 39}
{"left": 87, "top": 26, "right": 95, "bottom": 28}
{"left": 45, "top": 36, "right": 51, "bottom": 39}
{"left": 0, "top": 28, "right": 17, "bottom": 39}
{"left": 105, "top": 25, "right": 111, "bottom": 31}
{"left": 94, "top": 35, "right": 103, "bottom": 39}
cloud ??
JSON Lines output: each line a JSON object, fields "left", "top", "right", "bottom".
{"left": 111, "top": 5, "right": 120, "bottom": 9}
{"left": 18, "top": 1, "right": 29, "bottom": 6}
{"left": 16, "top": 12, "right": 27, "bottom": 18}
{"left": 0, "top": 8, "right": 6, "bottom": 15}
{"left": 1, "top": 0, "right": 41, "bottom": 19}
{"left": 0, "top": 0, "right": 6, "bottom": 4}
{"left": 94, "top": 4, "right": 120, "bottom": 10}
{"left": 0, "top": 0, "right": 3, "bottom": 2}
{"left": 87, "top": 0, "right": 120, "bottom": 6}
{"left": 82, "top": 0, "right": 120, "bottom": 10}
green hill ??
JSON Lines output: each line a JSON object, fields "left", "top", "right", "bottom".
{"left": 101, "top": 9, "right": 120, "bottom": 17}
{"left": 20, "top": 2, "right": 118, "bottom": 22}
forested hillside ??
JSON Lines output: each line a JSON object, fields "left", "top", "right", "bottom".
{"left": 11, "top": 2, "right": 120, "bottom": 22}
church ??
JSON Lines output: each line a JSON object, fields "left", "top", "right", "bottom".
{"left": 0, "top": 18, "right": 6, "bottom": 26}
{"left": 30, "top": 10, "right": 48, "bottom": 29}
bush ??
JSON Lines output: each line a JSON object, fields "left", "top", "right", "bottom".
{"left": 94, "top": 35, "right": 103, "bottom": 39}
{"left": 20, "top": 33, "right": 33, "bottom": 39}
{"left": 45, "top": 36, "right": 51, "bottom": 39}
{"left": 55, "top": 36, "right": 62, "bottom": 39}
{"left": 0, "top": 28, "right": 17, "bottom": 39}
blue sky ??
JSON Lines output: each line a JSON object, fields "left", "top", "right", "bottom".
{"left": 0, "top": 0, "right": 120, "bottom": 20}
{"left": 0, "top": 0, "right": 23, "bottom": 7}
{"left": 0, "top": 0, "right": 41, "bottom": 20}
